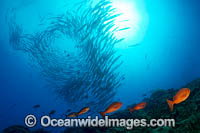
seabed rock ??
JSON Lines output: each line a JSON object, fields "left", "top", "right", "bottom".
{"left": 2, "top": 78, "right": 200, "bottom": 132}
{"left": 79, "top": 78, "right": 200, "bottom": 132}
{"left": 3, "top": 125, "right": 30, "bottom": 133}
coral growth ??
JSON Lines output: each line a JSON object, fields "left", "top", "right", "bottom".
{"left": 3, "top": 78, "right": 200, "bottom": 132}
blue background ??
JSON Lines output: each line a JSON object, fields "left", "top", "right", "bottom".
{"left": 0, "top": 0, "right": 200, "bottom": 131}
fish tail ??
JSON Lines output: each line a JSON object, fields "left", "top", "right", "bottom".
{"left": 128, "top": 107, "right": 134, "bottom": 114}
{"left": 99, "top": 112, "right": 106, "bottom": 118}
{"left": 166, "top": 99, "right": 174, "bottom": 111}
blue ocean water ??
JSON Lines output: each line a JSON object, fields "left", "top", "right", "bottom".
{"left": 0, "top": 0, "right": 200, "bottom": 131}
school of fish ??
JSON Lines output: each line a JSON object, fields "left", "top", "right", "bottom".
{"left": 6, "top": 0, "right": 191, "bottom": 117}
{"left": 6, "top": 0, "right": 126, "bottom": 113}
{"left": 31, "top": 88, "right": 190, "bottom": 118}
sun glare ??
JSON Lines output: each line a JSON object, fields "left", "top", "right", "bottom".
{"left": 111, "top": 0, "right": 148, "bottom": 49}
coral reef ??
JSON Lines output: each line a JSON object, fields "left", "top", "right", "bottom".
{"left": 65, "top": 78, "right": 200, "bottom": 132}
{"left": 3, "top": 78, "right": 200, "bottom": 132}
{"left": 3, "top": 125, "right": 30, "bottom": 133}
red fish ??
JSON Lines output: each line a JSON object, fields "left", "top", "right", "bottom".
{"left": 99, "top": 102, "right": 122, "bottom": 117}
{"left": 128, "top": 102, "right": 147, "bottom": 113}
{"left": 67, "top": 112, "right": 78, "bottom": 118}
{"left": 166, "top": 88, "right": 190, "bottom": 111}
{"left": 77, "top": 107, "right": 90, "bottom": 116}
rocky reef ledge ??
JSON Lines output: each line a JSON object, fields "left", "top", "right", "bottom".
{"left": 3, "top": 78, "right": 200, "bottom": 133}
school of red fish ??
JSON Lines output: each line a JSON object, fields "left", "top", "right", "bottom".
{"left": 65, "top": 88, "right": 191, "bottom": 118}
{"left": 33, "top": 88, "right": 191, "bottom": 118}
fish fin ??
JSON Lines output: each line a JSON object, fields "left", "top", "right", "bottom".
{"left": 99, "top": 112, "right": 106, "bottom": 118}
{"left": 166, "top": 99, "right": 174, "bottom": 112}
{"left": 128, "top": 107, "right": 134, "bottom": 114}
